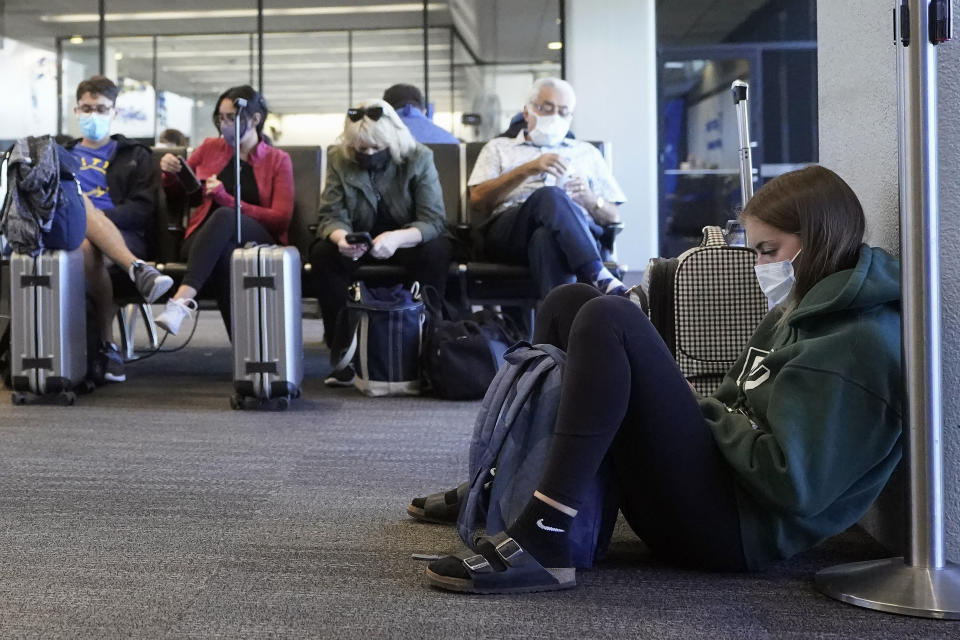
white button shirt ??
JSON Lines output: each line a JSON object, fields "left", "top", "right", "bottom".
{"left": 467, "top": 131, "right": 628, "bottom": 218}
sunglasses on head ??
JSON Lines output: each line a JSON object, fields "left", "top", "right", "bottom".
{"left": 347, "top": 106, "right": 384, "bottom": 122}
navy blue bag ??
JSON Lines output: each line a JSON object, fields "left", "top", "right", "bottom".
{"left": 1, "top": 137, "right": 86, "bottom": 255}
{"left": 457, "top": 342, "right": 618, "bottom": 568}
{"left": 335, "top": 281, "right": 424, "bottom": 396}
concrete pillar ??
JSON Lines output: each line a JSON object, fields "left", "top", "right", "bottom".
{"left": 565, "top": 0, "right": 659, "bottom": 271}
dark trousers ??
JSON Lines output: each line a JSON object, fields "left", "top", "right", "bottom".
{"left": 181, "top": 206, "right": 275, "bottom": 336}
{"left": 532, "top": 283, "right": 747, "bottom": 571}
{"left": 309, "top": 235, "right": 451, "bottom": 347}
{"left": 483, "top": 186, "right": 603, "bottom": 298}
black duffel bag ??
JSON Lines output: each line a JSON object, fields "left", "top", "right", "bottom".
{"left": 421, "top": 287, "right": 522, "bottom": 400}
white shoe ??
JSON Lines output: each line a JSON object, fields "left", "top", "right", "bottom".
{"left": 155, "top": 298, "right": 198, "bottom": 336}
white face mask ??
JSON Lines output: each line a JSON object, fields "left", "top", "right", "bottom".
{"left": 754, "top": 250, "right": 802, "bottom": 309}
{"left": 527, "top": 113, "right": 571, "bottom": 147}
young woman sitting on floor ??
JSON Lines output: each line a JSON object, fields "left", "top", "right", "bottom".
{"left": 410, "top": 165, "right": 903, "bottom": 594}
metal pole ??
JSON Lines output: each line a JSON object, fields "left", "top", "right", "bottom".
{"left": 559, "top": 0, "right": 566, "bottom": 79}
{"left": 98, "top": 0, "right": 106, "bottom": 75}
{"left": 233, "top": 98, "right": 246, "bottom": 247}
{"left": 0, "top": 0, "right": 7, "bottom": 50}
{"left": 449, "top": 28, "right": 455, "bottom": 128}
{"left": 248, "top": 34, "right": 254, "bottom": 87}
{"left": 815, "top": 0, "right": 960, "bottom": 619}
{"left": 731, "top": 80, "right": 753, "bottom": 208}
{"left": 347, "top": 30, "right": 353, "bottom": 107}
{"left": 152, "top": 35, "right": 158, "bottom": 141}
{"left": 257, "top": 0, "right": 264, "bottom": 93}
{"left": 56, "top": 38, "right": 63, "bottom": 135}
{"left": 422, "top": 0, "right": 429, "bottom": 107}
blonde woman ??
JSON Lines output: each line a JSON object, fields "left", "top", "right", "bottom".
{"left": 309, "top": 99, "right": 450, "bottom": 386}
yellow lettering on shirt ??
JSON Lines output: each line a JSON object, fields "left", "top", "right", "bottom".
{"left": 82, "top": 186, "right": 109, "bottom": 199}
{"left": 79, "top": 157, "right": 110, "bottom": 175}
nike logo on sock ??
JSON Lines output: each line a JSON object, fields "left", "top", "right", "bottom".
{"left": 536, "top": 518, "right": 566, "bottom": 533}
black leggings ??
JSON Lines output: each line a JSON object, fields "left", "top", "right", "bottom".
{"left": 181, "top": 206, "right": 275, "bottom": 335}
{"left": 532, "top": 284, "right": 746, "bottom": 571}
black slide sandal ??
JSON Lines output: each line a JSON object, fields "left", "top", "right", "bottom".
{"left": 425, "top": 532, "right": 576, "bottom": 595}
{"left": 407, "top": 482, "right": 468, "bottom": 525}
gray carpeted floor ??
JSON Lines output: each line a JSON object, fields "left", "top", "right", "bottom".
{"left": 0, "top": 312, "right": 954, "bottom": 638}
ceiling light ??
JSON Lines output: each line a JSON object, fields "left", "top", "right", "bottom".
{"left": 162, "top": 58, "right": 450, "bottom": 73}
{"left": 69, "top": 35, "right": 84, "bottom": 44}
{"left": 119, "top": 44, "right": 449, "bottom": 60}
{"left": 547, "top": 41, "right": 563, "bottom": 50}
{"left": 115, "top": 53, "right": 124, "bottom": 60}
{"left": 42, "top": 4, "right": 445, "bottom": 23}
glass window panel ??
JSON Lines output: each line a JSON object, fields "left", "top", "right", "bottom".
{"left": 61, "top": 37, "right": 103, "bottom": 138}
{"left": 0, "top": 2, "right": 103, "bottom": 144}
{"left": 152, "top": 33, "right": 257, "bottom": 146}
{"left": 107, "top": 1, "right": 257, "bottom": 145}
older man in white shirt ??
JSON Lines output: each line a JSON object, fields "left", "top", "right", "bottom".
{"left": 468, "top": 77, "right": 627, "bottom": 297}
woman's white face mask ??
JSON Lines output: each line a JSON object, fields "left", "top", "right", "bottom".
{"left": 755, "top": 250, "right": 802, "bottom": 309}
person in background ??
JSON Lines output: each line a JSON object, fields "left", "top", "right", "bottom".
{"left": 157, "top": 85, "right": 294, "bottom": 337}
{"left": 157, "top": 128, "right": 189, "bottom": 148}
{"left": 309, "top": 99, "right": 450, "bottom": 387}
{"left": 64, "top": 75, "right": 174, "bottom": 383}
{"left": 412, "top": 166, "right": 903, "bottom": 595}
{"left": 467, "top": 77, "right": 627, "bottom": 300}
{"left": 382, "top": 83, "right": 459, "bottom": 145}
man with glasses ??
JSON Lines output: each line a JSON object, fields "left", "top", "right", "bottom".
{"left": 63, "top": 75, "right": 172, "bottom": 383}
{"left": 468, "top": 77, "right": 627, "bottom": 298}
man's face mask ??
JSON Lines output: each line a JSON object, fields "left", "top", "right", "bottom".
{"left": 528, "top": 113, "right": 571, "bottom": 147}
{"left": 754, "top": 249, "right": 802, "bottom": 309}
{"left": 79, "top": 114, "right": 111, "bottom": 141}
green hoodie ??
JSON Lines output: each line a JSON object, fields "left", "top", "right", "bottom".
{"left": 699, "top": 246, "right": 902, "bottom": 569}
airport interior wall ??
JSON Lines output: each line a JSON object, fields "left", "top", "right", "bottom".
{"left": 565, "top": 0, "right": 659, "bottom": 271}
{"left": 818, "top": 0, "right": 960, "bottom": 561}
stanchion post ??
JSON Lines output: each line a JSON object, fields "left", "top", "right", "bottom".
{"left": 731, "top": 80, "right": 753, "bottom": 209}
{"left": 814, "top": 0, "right": 960, "bottom": 619}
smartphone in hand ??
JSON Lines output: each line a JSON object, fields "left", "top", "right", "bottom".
{"left": 345, "top": 231, "right": 373, "bottom": 249}
{"left": 178, "top": 160, "right": 202, "bottom": 194}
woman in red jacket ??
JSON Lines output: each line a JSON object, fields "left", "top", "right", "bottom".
{"left": 157, "top": 85, "right": 294, "bottom": 336}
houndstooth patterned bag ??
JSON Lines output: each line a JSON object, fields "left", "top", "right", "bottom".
{"left": 647, "top": 226, "right": 767, "bottom": 395}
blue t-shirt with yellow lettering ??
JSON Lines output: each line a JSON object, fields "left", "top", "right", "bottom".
{"left": 71, "top": 140, "right": 118, "bottom": 211}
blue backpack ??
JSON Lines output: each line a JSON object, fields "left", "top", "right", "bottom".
{"left": 457, "top": 342, "right": 618, "bottom": 568}
{"left": 1, "top": 137, "right": 86, "bottom": 256}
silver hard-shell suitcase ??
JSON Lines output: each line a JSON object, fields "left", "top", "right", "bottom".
{"left": 230, "top": 244, "right": 303, "bottom": 409}
{"left": 9, "top": 249, "right": 87, "bottom": 404}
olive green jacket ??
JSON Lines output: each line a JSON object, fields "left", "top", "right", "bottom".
{"left": 315, "top": 143, "right": 446, "bottom": 243}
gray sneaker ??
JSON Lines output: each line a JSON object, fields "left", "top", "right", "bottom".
{"left": 131, "top": 261, "right": 174, "bottom": 303}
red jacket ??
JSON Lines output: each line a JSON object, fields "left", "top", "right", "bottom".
{"left": 163, "top": 138, "right": 294, "bottom": 243}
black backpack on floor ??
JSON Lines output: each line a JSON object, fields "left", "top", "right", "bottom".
{"left": 420, "top": 287, "right": 522, "bottom": 400}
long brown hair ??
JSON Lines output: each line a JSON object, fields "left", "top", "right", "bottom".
{"left": 740, "top": 165, "right": 865, "bottom": 305}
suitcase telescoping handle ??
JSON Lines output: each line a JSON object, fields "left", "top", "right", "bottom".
{"left": 233, "top": 97, "right": 247, "bottom": 247}
{"left": 731, "top": 80, "right": 753, "bottom": 209}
